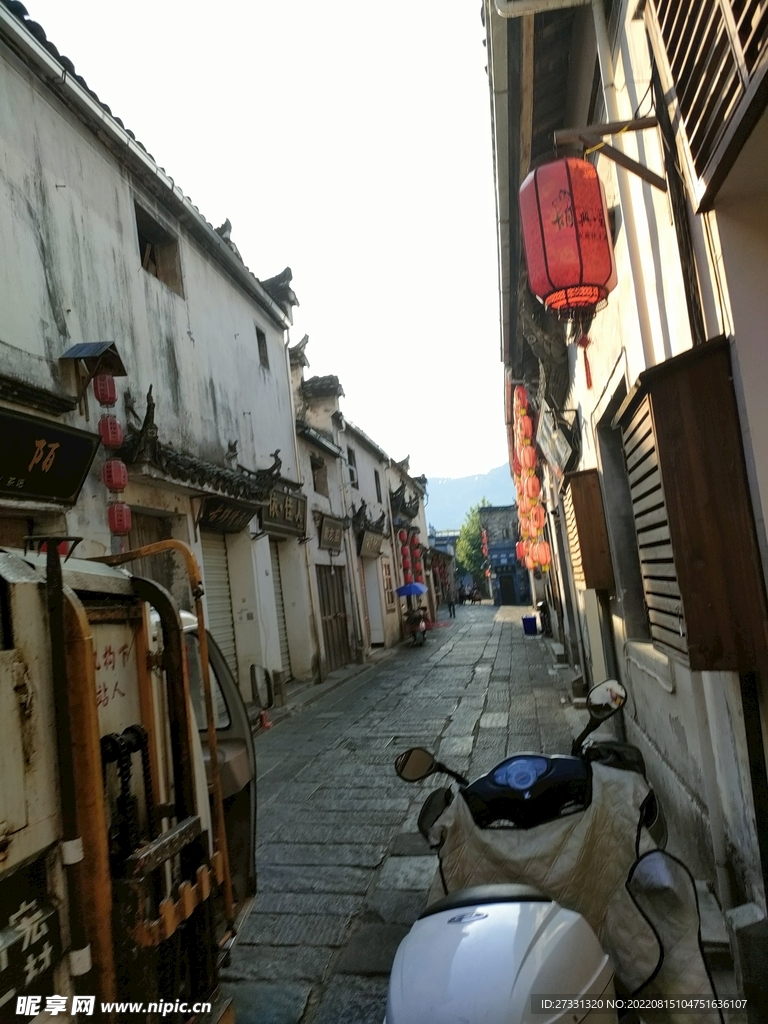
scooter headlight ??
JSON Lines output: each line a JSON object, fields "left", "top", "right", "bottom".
{"left": 493, "top": 755, "right": 549, "bottom": 792}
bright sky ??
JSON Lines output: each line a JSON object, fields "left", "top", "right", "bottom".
{"left": 26, "top": 0, "right": 506, "bottom": 479}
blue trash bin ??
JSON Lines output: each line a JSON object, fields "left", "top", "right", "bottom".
{"left": 522, "top": 615, "right": 538, "bottom": 636}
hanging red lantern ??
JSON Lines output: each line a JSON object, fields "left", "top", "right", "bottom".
{"left": 403, "top": 571, "right": 413, "bottom": 584}
{"left": 107, "top": 501, "right": 132, "bottom": 536}
{"left": 401, "top": 556, "right": 411, "bottom": 571}
{"left": 536, "top": 541, "right": 552, "bottom": 569}
{"left": 516, "top": 415, "right": 533, "bottom": 445}
{"left": 516, "top": 541, "right": 526, "bottom": 561}
{"left": 521, "top": 446, "right": 537, "bottom": 472}
{"left": 519, "top": 157, "right": 617, "bottom": 320}
{"left": 520, "top": 520, "right": 530, "bottom": 539}
{"left": 98, "top": 415, "right": 124, "bottom": 449}
{"left": 512, "top": 454, "right": 522, "bottom": 477}
{"left": 102, "top": 458, "right": 128, "bottom": 492}
{"left": 529, "top": 504, "right": 545, "bottom": 531}
{"left": 400, "top": 545, "right": 410, "bottom": 559}
{"left": 525, "top": 555, "right": 535, "bottom": 570}
{"left": 525, "top": 475, "right": 541, "bottom": 501}
{"left": 93, "top": 373, "right": 117, "bottom": 406}
{"left": 410, "top": 534, "right": 419, "bottom": 548}
{"left": 413, "top": 560, "right": 423, "bottom": 574}
{"left": 398, "top": 529, "right": 408, "bottom": 543}
{"left": 514, "top": 386, "right": 528, "bottom": 413}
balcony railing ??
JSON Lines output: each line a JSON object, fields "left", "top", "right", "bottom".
{"left": 651, "top": 0, "right": 768, "bottom": 200}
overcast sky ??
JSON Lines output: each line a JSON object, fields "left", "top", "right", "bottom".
{"left": 27, "top": 1, "right": 506, "bottom": 480}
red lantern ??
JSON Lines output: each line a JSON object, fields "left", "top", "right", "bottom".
{"left": 519, "top": 157, "right": 617, "bottom": 319}
{"left": 107, "top": 501, "right": 132, "bottom": 536}
{"left": 521, "top": 446, "right": 537, "bottom": 472}
{"left": 525, "top": 476, "right": 541, "bottom": 501}
{"left": 525, "top": 555, "right": 535, "bottom": 570}
{"left": 529, "top": 504, "right": 545, "bottom": 531}
{"left": 401, "top": 556, "right": 411, "bottom": 571}
{"left": 98, "top": 415, "right": 124, "bottom": 449}
{"left": 410, "top": 534, "right": 419, "bottom": 548}
{"left": 512, "top": 454, "right": 522, "bottom": 477}
{"left": 102, "top": 458, "right": 128, "bottom": 492}
{"left": 519, "top": 495, "right": 532, "bottom": 515}
{"left": 536, "top": 541, "right": 552, "bottom": 569}
{"left": 400, "top": 545, "right": 410, "bottom": 559}
{"left": 398, "top": 530, "right": 408, "bottom": 543}
{"left": 516, "top": 541, "right": 526, "bottom": 561}
{"left": 413, "top": 560, "right": 423, "bottom": 574}
{"left": 403, "top": 571, "right": 413, "bottom": 584}
{"left": 514, "top": 386, "right": 528, "bottom": 413}
{"left": 93, "top": 373, "right": 117, "bottom": 406}
{"left": 516, "top": 415, "right": 533, "bottom": 445}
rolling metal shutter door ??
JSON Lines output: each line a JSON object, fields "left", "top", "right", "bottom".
{"left": 269, "top": 541, "right": 292, "bottom": 680}
{"left": 201, "top": 531, "right": 238, "bottom": 677}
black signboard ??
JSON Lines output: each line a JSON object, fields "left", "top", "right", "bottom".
{"left": 319, "top": 515, "right": 344, "bottom": 552}
{"left": 198, "top": 497, "right": 256, "bottom": 533}
{"left": 0, "top": 408, "right": 100, "bottom": 505}
{"left": 261, "top": 488, "right": 307, "bottom": 537}
{"left": 0, "top": 855, "right": 62, "bottom": 1011}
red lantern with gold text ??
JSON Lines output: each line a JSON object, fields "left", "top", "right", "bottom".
{"left": 519, "top": 157, "right": 617, "bottom": 322}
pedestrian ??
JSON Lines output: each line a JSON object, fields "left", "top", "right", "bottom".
{"left": 447, "top": 590, "right": 456, "bottom": 618}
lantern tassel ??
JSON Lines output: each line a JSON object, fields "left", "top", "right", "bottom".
{"left": 577, "top": 332, "right": 593, "bottom": 390}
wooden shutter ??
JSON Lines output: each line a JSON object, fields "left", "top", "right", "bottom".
{"left": 562, "top": 470, "right": 615, "bottom": 591}
{"left": 616, "top": 337, "right": 768, "bottom": 671}
{"left": 620, "top": 397, "right": 688, "bottom": 660}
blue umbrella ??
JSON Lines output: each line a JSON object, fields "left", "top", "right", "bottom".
{"left": 396, "top": 581, "right": 428, "bottom": 596}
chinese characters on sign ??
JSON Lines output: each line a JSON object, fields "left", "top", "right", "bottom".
{"left": 198, "top": 498, "right": 256, "bottom": 534}
{"left": 0, "top": 857, "right": 61, "bottom": 1012}
{"left": 319, "top": 516, "right": 344, "bottom": 552}
{"left": 94, "top": 641, "right": 132, "bottom": 709}
{"left": 261, "top": 488, "right": 308, "bottom": 537}
{"left": 359, "top": 531, "right": 383, "bottom": 558}
{"left": 0, "top": 409, "right": 100, "bottom": 504}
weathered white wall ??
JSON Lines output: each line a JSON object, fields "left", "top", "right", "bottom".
{"left": 0, "top": 44, "right": 297, "bottom": 509}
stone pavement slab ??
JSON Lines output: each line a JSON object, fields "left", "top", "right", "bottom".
{"left": 224, "top": 604, "right": 574, "bottom": 1023}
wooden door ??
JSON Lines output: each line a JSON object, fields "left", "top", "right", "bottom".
{"left": 316, "top": 565, "right": 351, "bottom": 672}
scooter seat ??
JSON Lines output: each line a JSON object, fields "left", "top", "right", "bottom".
{"left": 419, "top": 883, "right": 549, "bottom": 919}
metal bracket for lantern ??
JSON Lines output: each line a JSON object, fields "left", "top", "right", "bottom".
{"left": 554, "top": 117, "right": 668, "bottom": 193}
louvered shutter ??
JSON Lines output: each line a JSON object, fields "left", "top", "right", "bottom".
{"left": 269, "top": 540, "right": 292, "bottom": 680}
{"left": 562, "top": 470, "right": 615, "bottom": 591}
{"left": 201, "top": 531, "right": 238, "bottom": 677}
{"left": 620, "top": 397, "right": 688, "bottom": 660}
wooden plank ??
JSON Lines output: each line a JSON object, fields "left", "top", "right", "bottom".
{"left": 632, "top": 486, "right": 667, "bottom": 517}
{"left": 636, "top": 523, "right": 671, "bottom": 545}
{"left": 622, "top": 395, "right": 652, "bottom": 449}
{"left": 627, "top": 448, "right": 660, "bottom": 486}
{"left": 630, "top": 467, "right": 663, "bottom": 503}
{"left": 649, "top": 607, "right": 685, "bottom": 634}
{"left": 643, "top": 576, "right": 681, "bottom": 598}
{"left": 625, "top": 429, "right": 659, "bottom": 472}
{"left": 638, "top": 542, "right": 675, "bottom": 561}
{"left": 641, "top": 562, "right": 680, "bottom": 580}
{"left": 651, "top": 624, "right": 690, "bottom": 655}
{"left": 646, "top": 592, "right": 684, "bottom": 615}
{"left": 622, "top": 413, "right": 653, "bottom": 461}
{"left": 564, "top": 470, "right": 615, "bottom": 591}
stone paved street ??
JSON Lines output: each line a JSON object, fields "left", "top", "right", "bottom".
{"left": 223, "top": 604, "right": 573, "bottom": 1024}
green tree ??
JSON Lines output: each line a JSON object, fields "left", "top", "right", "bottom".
{"left": 456, "top": 499, "right": 490, "bottom": 579}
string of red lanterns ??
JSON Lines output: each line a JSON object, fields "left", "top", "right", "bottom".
{"left": 510, "top": 385, "right": 550, "bottom": 573}
{"left": 93, "top": 373, "right": 131, "bottom": 542}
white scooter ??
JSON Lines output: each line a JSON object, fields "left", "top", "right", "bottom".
{"left": 386, "top": 681, "right": 722, "bottom": 1024}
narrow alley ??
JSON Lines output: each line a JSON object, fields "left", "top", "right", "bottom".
{"left": 222, "top": 605, "right": 573, "bottom": 1024}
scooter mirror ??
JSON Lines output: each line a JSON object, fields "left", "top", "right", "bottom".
{"left": 587, "top": 679, "right": 627, "bottom": 721}
{"left": 395, "top": 747, "right": 437, "bottom": 782}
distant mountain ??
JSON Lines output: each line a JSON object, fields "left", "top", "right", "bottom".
{"left": 425, "top": 464, "right": 515, "bottom": 531}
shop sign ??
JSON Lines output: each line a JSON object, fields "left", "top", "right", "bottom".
{"left": 535, "top": 399, "right": 574, "bottom": 488}
{"left": 199, "top": 497, "right": 256, "bottom": 533}
{"left": 359, "top": 531, "right": 383, "bottom": 558}
{"left": 319, "top": 515, "right": 344, "bottom": 552}
{"left": 0, "top": 408, "right": 100, "bottom": 504}
{"left": 262, "top": 488, "right": 307, "bottom": 537}
{"left": 0, "top": 855, "right": 62, "bottom": 1010}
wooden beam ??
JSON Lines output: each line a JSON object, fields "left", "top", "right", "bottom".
{"left": 578, "top": 136, "right": 668, "bottom": 192}
{"left": 555, "top": 117, "right": 658, "bottom": 145}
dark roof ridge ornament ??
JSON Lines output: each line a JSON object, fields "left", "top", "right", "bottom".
{"left": 260, "top": 267, "right": 299, "bottom": 318}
